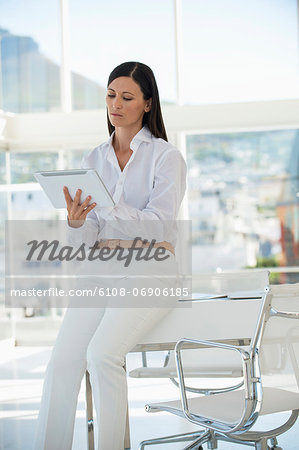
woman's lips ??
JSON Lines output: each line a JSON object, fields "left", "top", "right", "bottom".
{"left": 111, "top": 113, "right": 122, "bottom": 117}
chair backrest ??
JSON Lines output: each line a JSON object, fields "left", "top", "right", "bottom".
{"left": 250, "top": 283, "right": 299, "bottom": 415}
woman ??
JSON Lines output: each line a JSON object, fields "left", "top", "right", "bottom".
{"left": 34, "top": 62, "right": 186, "bottom": 450}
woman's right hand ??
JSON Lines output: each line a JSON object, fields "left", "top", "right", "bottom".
{"left": 63, "top": 186, "right": 97, "bottom": 228}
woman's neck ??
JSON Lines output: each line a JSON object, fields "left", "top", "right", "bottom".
{"left": 113, "top": 124, "right": 143, "bottom": 152}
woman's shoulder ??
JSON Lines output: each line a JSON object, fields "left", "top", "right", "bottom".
{"left": 151, "top": 135, "right": 177, "bottom": 155}
{"left": 151, "top": 136, "right": 183, "bottom": 164}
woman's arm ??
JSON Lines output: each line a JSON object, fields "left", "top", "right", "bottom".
{"left": 97, "top": 149, "right": 187, "bottom": 241}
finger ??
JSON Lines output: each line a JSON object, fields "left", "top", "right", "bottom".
{"left": 80, "top": 195, "right": 92, "bottom": 211}
{"left": 73, "top": 189, "right": 82, "bottom": 206}
{"left": 63, "top": 186, "right": 73, "bottom": 207}
{"left": 82, "top": 203, "right": 97, "bottom": 218}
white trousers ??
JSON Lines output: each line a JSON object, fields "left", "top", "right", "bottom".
{"left": 34, "top": 304, "right": 171, "bottom": 450}
{"left": 34, "top": 252, "right": 178, "bottom": 450}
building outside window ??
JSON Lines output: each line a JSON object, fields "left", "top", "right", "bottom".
{"left": 187, "top": 129, "right": 299, "bottom": 282}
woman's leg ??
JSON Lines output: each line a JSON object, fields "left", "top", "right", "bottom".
{"left": 34, "top": 306, "right": 106, "bottom": 450}
{"left": 86, "top": 306, "right": 171, "bottom": 450}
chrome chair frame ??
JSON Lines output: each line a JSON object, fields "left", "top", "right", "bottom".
{"left": 141, "top": 348, "right": 246, "bottom": 395}
{"left": 139, "top": 284, "right": 299, "bottom": 450}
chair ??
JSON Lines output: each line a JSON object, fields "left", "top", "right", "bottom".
{"left": 85, "top": 270, "right": 269, "bottom": 449}
{"left": 139, "top": 282, "right": 299, "bottom": 450}
{"left": 130, "top": 270, "right": 268, "bottom": 417}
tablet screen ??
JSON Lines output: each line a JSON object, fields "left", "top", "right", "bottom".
{"left": 34, "top": 169, "right": 115, "bottom": 209}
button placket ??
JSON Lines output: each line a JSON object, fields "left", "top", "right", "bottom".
{"left": 111, "top": 139, "right": 141, "bottom": 203}
{"left": 113, "top": 171, "right": 126, "bottom": 203}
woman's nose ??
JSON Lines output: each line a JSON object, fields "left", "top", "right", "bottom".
{"left": 113, "top": 97, "right": 122, "bottom": 109}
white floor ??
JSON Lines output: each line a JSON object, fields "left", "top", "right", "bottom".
{"left": 0, "top": 346, "right": 298, "bottom": 450}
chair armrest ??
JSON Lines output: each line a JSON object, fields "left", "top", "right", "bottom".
{"left": 270, "top": 308, "right": 299, "bottom": 319}
{"left": 174, "top": 338, "right": 258, "bottom": 434}
{"left": 168, "top": 375, "right": 244, "bottom": 396}
{"left": 131, "top": 338, "right": 250, "bottom": 393}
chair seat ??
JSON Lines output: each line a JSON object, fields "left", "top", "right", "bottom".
{"left": 147, "top": 387, "right": 299, "bottom": 425}
{"left": 130, "top": 366, "right": 243, "bottom": 378}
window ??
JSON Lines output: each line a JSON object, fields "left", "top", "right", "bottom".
{"left": 0, "top": 0, "right": 61, "bottom": 112}
{"left": 0, "top": 170, "right": 8, "bottom": 322}
{"left": 0, "top": 153, "right": 6, "bottom": 183}
{"left": 181, "top": 0, "right": 299, "bottom": 104}
{"left": 10, "top": 152, "right": 59, "bottom": 183}
{"left": 69, "top": 0, "right": 176, "bottom": 109}
{"left": 0, "top": 150, "right": 63, "bottom": 321}
{"left": 187, "top": 129, "right": 299, "bottom": 282}
{"left": 64, "top": 149, "right": 87, "bottom": 169}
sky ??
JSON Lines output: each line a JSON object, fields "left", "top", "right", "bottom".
{"left": 0, "top": 0, "right": 298, "bottom": 103}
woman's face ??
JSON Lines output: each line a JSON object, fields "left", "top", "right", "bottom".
{"left": 106, "top": 76, "right": 151, "bottom": 130}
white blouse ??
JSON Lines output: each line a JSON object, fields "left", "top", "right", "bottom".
{"left": 68, "top": 126, "right": 187, "bottom": 247}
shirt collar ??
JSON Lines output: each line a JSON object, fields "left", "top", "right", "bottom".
{"left": 107, "top": 125, "right": 152, "bottom": 152}
{"left": 130, "top": 126, "right": 152, "bottom": 146}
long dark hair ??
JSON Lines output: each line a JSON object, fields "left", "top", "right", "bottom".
{"left": 107, "top": 62, "right": 168, "bottom": 141}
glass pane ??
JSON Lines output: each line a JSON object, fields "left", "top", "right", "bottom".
{"left": 187, "top": 129, "right": 299, "bottom": 283}
{"left": 11, "top": 189, "right": 61, "bottom": 220}
{"left": 0, "top": 193, "right": 7, "bottom": 321}
{"left": 69, "top": 0, "right": 176, "bottom": 109}
{"left": 0, "top": 0, "right": 61, "bottom": 112}
{"left": 64, "top": 149, "right": 87, "bottom": 169}
{"left": 0, "top": 192, "right": 7, "bottom": 255}
{"left": 7, "top": 188, "right": 63, "bottom": 321}
{"left": 10, "top": 152, "right": 59, "bottom": 183}
{"left": 182, "top": 0, "right": 299, "bottom": 104}
{"left": 0, "top": 280, "right": 6, "bottom": 322}
{"left": 0, "top": 153, "right": 6, "bottom": 184}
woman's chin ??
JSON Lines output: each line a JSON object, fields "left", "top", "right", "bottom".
{"left": 109, "top": 116, "right": 124, "bottom": 126}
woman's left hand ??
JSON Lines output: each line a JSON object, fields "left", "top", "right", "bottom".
{"left": 63, "top": 186, "right": 97, "bottom": 228}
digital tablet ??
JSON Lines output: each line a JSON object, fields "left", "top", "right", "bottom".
{"left": 34, "top": 169, "right": 115, "bottom": 209}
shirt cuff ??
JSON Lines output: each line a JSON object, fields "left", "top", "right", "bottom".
{"left": 66, "top": 219, "right": 99, "bottom": 248}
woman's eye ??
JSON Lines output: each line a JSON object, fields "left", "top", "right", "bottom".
{"left": 107, "top": 94, "right": 115, "bottom": 98}
{"left": 123, "top": 98, "right": 132, "bottom": 101}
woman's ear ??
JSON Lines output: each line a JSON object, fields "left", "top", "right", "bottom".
{"left": 145, "top": 98, "right": 152, "bottom": 112}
